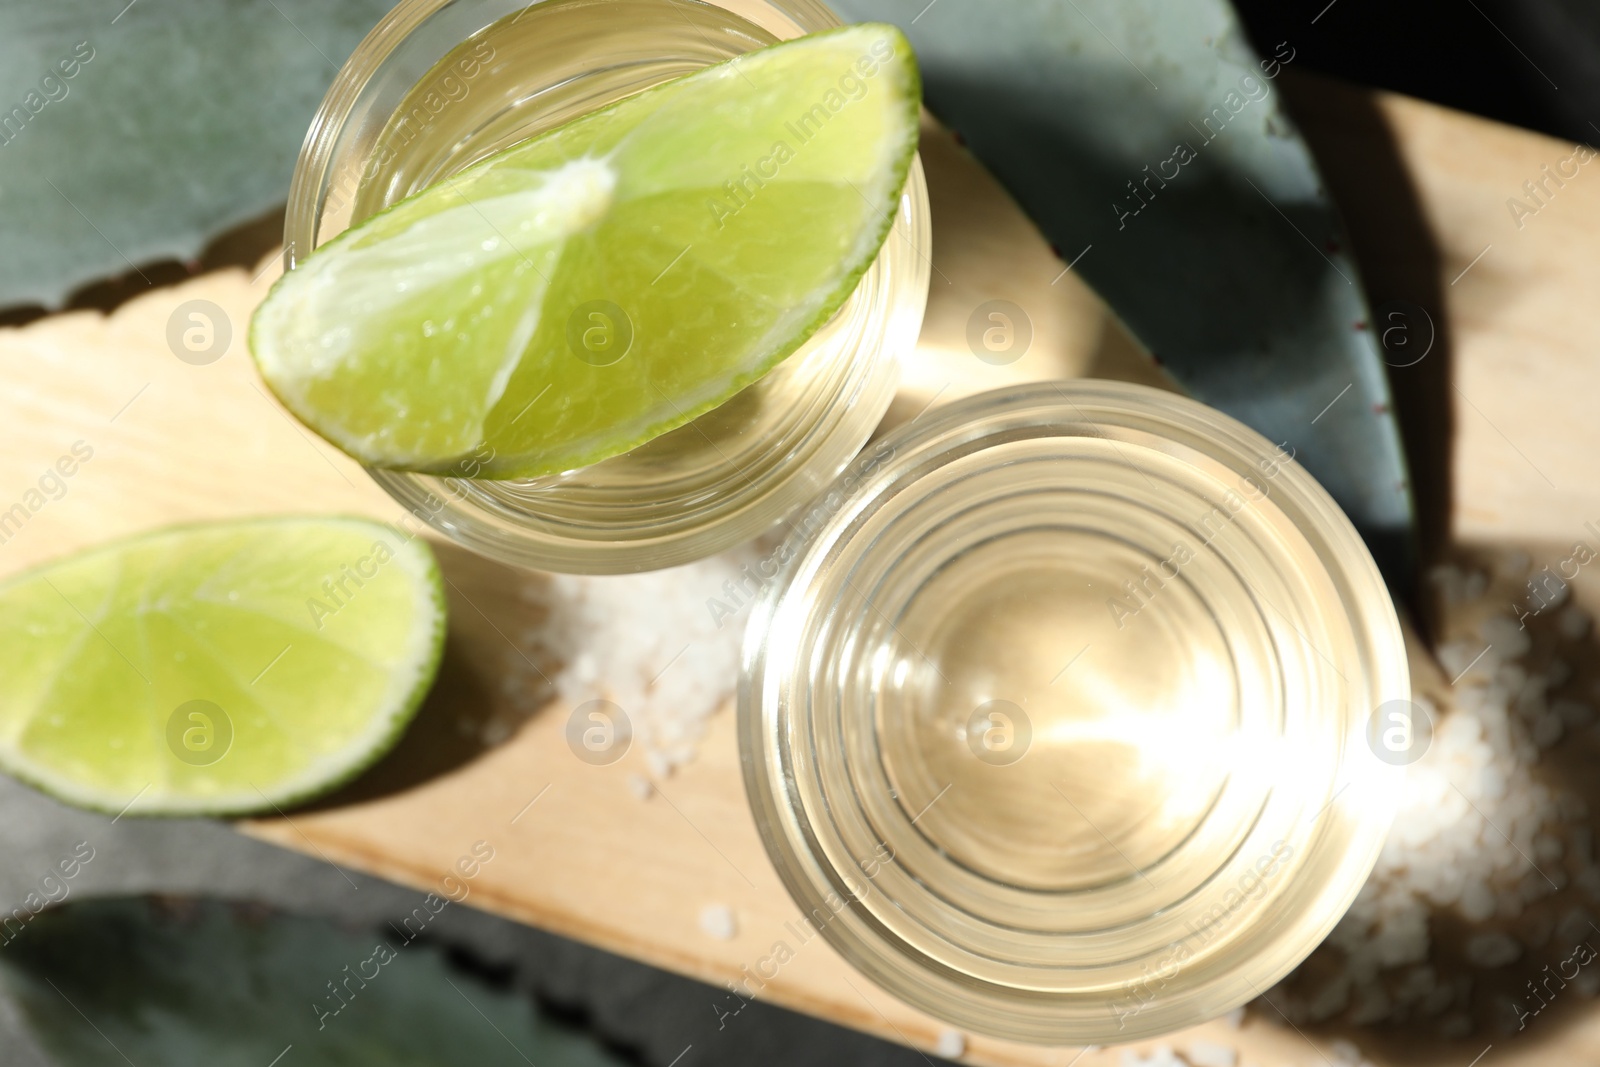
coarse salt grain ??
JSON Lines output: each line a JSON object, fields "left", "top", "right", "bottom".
{"left": 1480, "top": 614, "right": 1532, "bottom": 658}
{"left": 1121, "top": 1046, "right": 1182, "bottom": 1067}
{"left": 1464, "top": 931, "right": 1522, "bottom": 968}
{"left": 698, "top": 903, "right": 737, "bottom": 941}
{"left": 1436, "top": 639, "right": 1485, "bottom": 681}
{"left": 508, "top": 542, "right": 764, "bottom": 776}
{"left": 1185, "top": 1040, "right": 1237, "bottom": 1067}
{"left": 933, "top": 1030, "right": 965, "bottom": 1058}
{"left": 1270, "top": 558, "right": 1599, "bottom": 1035}
{"left": 1328, "top": 1038, "right": 1362, "bottom": 1064}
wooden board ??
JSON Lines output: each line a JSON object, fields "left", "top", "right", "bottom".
{"left": 4, "top": 81, "right": 1600, "bottom": 1066}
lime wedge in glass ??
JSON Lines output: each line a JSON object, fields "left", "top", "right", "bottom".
{"left": 0, "top": 517, "right": 445, "bottom": 816}
{"left": 251, "top": 23, "right": 921, "bottom": 479}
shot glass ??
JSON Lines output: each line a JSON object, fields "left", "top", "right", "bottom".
{"left": 740, "top": 380, "right": 1409, "bottom": 1044}
{"left": 281, "top": 0, "right": 930, "bottom": 574}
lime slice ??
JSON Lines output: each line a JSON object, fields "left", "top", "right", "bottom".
{"left": 0, "top": 517, "right": 446, "bottom": 816}
{"left": 251, "top": 23, "right": 921, "bottom": 479}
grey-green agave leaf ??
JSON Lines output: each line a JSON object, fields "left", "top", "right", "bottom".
{"left": 834, "top": 0, "right": 1415, "bottom": 581}
{"left": 0, "top": 0, "right": 394, "bottom": 310}
{"left": 0, "top": 897, "right": 631, "bottom": 1067}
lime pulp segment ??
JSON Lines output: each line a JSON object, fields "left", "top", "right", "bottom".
{"left": 250, "top": 23, "right": 922, "bottom": 479}
{"left": 0, "top": 517, "right": 446, "bottom": 816}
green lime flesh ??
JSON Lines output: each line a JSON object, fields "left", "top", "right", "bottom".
{"left": 0, "top": 517, "right": 446, "bottom": 816}
{"left": 250, "top": 23, "right": 922, "bottom": 479}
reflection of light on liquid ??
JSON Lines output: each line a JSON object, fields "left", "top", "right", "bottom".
{"left": 876, "top": 633, "right": 1378, "bottom": 841}
{"left": 1033, "top": 648, "right": 1274, "bottom": 823}
{"left": 892, "top": 656, "right": 913, "bottom": 689}
{"left": 869, "top": 641, "right": 907, "bottom": 695}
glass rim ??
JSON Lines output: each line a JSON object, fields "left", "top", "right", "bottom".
{"left": 284, "top": 0, "right": 851, "bottom": 266}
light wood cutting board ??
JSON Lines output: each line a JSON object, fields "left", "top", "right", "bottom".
{"left": 3, "top": 79, "right": 1599, "bottom": 1066}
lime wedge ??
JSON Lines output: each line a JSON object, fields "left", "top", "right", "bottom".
{"left": 251, "top": 23, "right": 921, "bottom": 479}
{"left": 0, "top": 518, "right": 445, "bottom": 816}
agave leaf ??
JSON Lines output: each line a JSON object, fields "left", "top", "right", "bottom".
{"left": 834, "top": 0, "right": 1415, "bottom": 581}
{"left": 0, "top": 897, "right": 630, "bottom": 1067}
{"left": 0, "top": 0, "right": 393, "bottom": 311}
